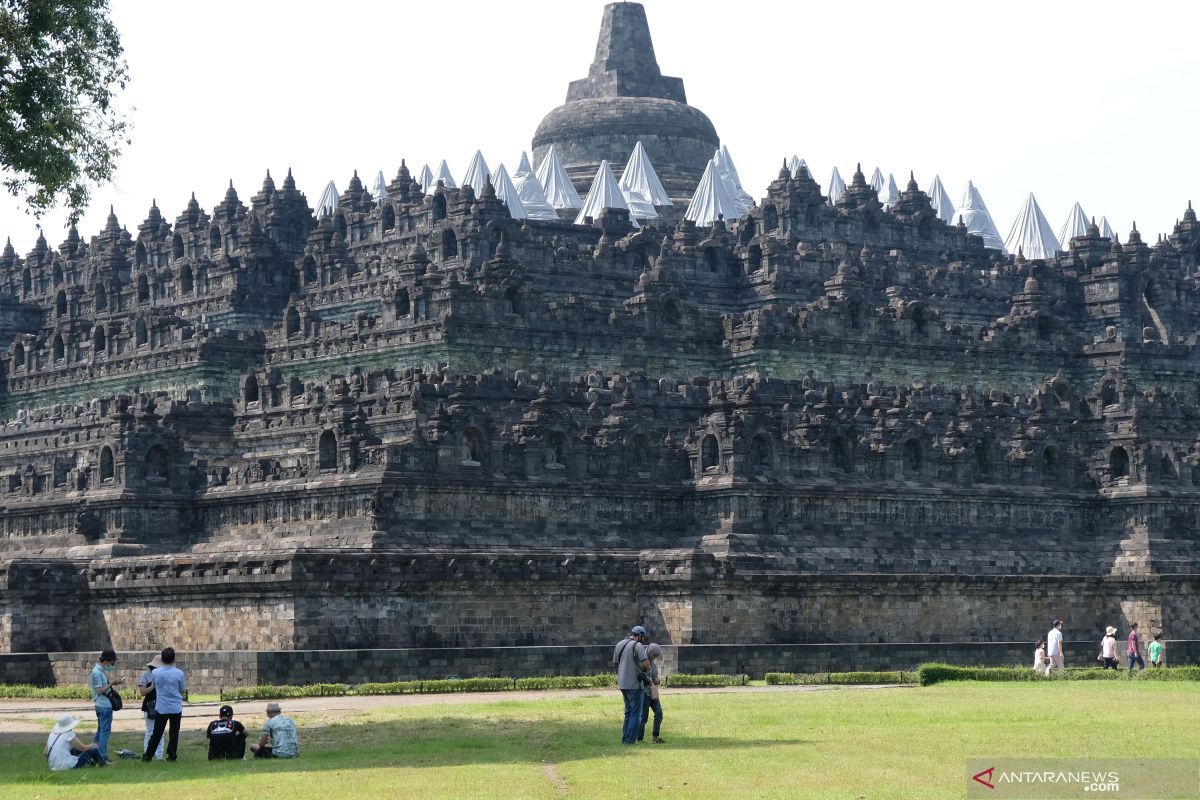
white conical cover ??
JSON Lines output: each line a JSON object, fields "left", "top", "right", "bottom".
{"left": 419, "top": 164, "right": 434, "bottom": 194}
{"left": 685, "top": 158, "right": 742, "bottom": 225}
{"left": 952, "top": 180, "right": 1006, "bottom": 251}
{"left": 624, "top": 190, "right": 659, "bottom": 220}
{"left": 1057, "top": 202, "right": 1090, "bottom": 248}
{"left": 714, "top": 147, "right": 753, "bottom": 215}
{"left": 373, "top": 171, "right": 388, "bottom": 205}
{"left": 462, "top": 150, "right": 490, "bottom": 196}
{"left": 927, "top": 175, "right": 956, "bottom": 224}
{"left": 879, "top": 174, "right": 899, "bottom": 210}
{"left": 618, "top": 141, "right": 672, "bottom": 207}
{"left": 315, "top": 180, "right": 339, "bottom": 217}
{"left": 574, "top": 160, "right": 634, "bottom": 226}
{"left": 827, "top": 167, "right": 846, "bottom": 205}
{"left": 536, "top": 145, "right": 581, "bottom": 209}
{"left": 1099, "top": 216, "right": 1115, "bottom": 238}
{"left": 512, "top": 152, "right": 560, "bottom": 221}
{"left": 490, "top": 164, "right": 526, "bottom": 220}
{"left": 789, "top": 155, "right": 808, "bottom": 179}
{"left": 870, "top": 167, "right": 886, "bottom": 195}
{"left": 1004, "top": 193, "right": 1060, "bottom": 259}
{"left": 434, "top": 160, "right": 456, "bottom": 189}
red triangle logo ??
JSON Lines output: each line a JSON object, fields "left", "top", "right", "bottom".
{"left": 972, "top": 767, "right": 996, "bottom": 789}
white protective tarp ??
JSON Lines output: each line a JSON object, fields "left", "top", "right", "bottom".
{"left": 827, "top": 167, "right": 846, "bottom": 205}
{"left": 434, "top": 160, "right": 457, "bottom": 189}
{"left": 418, "top": 164, "right": 434, "bottom": 194}
{"left": 315, "top": 180, "right": 339, "bottom": 217}
{"left": 536, "top": 145, "right": 581, "bottom": 210}
{"left": 952, "top": 180, "right": 1006, "bottom": 251}
{"left": 1003, "top": 192, "right": 1060, "bottom": 259}
{"left": 685, "top": 157, "right": 743, "bottom": 225}
{"left": 1057, "top": 202, "right": 1089, "bottom": 248}
{"left": 618, "top": 141, "right": 672, "bottom": 207}
{"left": 373, "top": 171, "right": 388, "bottom": 205}
{"left": 714, "top": 146, "right": 754, "bottom": 215}
{"left": 574, "top": 160, "right": 636, "bottom": 227}
{"left": 870, "top": 167, "right": 885, "bottom": 196}
{"left": 512, "top": 152, "right": 561, "bottom": 221}
{"left": 789, "top": 155, "right": 807, "bottom": 179}
{"left": 879, "top": 173, "right": 899, "bottom": 210}
{"left": 462, "top": 150, "right": 490, "bottom": 196}
{"left": 490, "top": 164, "right": 527, "bottom": 220}
{"left": 1099, "top": 216, "right": 1115, "bottom": 239}
{"left": 927, "top": 175, "right": 956, "bottom": 224}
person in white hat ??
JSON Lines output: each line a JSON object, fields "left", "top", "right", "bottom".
{"left": 137, "top": 654, "right": 166, "bottom": 760}
{"left": 44, "top": 715, "right": 104, "bottom": 771}
{"left": 1100, "top": 626, "right": 1119, "bottom": 670}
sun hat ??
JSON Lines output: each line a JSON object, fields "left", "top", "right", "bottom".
{"left": 1105, "top": 626, "right": 1117, "bottom": 636}
{"left": 146, "top": 654, "right": 165, "bottom": 668}
{"left": 51, "top": 714, "right": 80, "bottom": 735}
{"left": 265, "top": 702, "right": 282, "bottom": 713}
{"left": 630, "top": 625, "right": 648, "bottom": 636}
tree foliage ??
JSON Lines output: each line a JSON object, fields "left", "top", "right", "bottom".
{"left": 0, "top": 0, "right": 129, "bottom": 223}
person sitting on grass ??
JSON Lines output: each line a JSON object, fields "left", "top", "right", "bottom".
{"left": 45, "top": 715, "right": 104, "bottom": 770}
{"left": 206, "top": 704, "right": 248, "bottom": 760}
{"left": 249, "top": 702, "right": 299, "bottom": 759}
{"left": 1033, "top": 641, "right": 1049, "bottom": 676}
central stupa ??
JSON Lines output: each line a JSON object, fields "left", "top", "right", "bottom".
{"left": 532, "top": 2, "right": 719, "bottom": 206}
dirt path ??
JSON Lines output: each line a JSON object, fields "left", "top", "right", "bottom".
{"left": 0, "top": 683, "right": 906, "bottom": 738}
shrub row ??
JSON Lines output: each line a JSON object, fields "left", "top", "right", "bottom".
{"left": 765, "top": 671, "right": 918, "bottom": 685}
{"left": 661, "top": 673, "right": 748, "bottom": 687}
{"left": 916, "top": 663, "right": 1200, "bottom": 686}
{"left": 0, "top": 684, "right": 141, "bottom": 701}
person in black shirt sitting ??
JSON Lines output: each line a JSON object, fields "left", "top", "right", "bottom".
{"left": 205, "top": 705, "right": 247, "bottom": 760}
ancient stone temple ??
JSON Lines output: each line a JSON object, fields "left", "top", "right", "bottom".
{"left": 533, "top": 2, "right": 718, "bottom": 204}
{"left": 1, "top": 3, "right": 1199, "bottom": 687}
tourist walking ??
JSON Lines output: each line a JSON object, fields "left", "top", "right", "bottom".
{"left": 1149, "top": 633, "right": 1165, "bottom": 667}
{"left": 1100, "top": 626, "right": 1119, "bottom": 670}
{"left": 137, "top": 654, "right": 165, "bottom": 760}
{"left": 613, "top": 625, "right": 650, "bottom": 745}
{"left": 1126, "top": 623, "right": 1144, "bottom": 673}
{"left": 250, "top": 702, "right": 300, "bottom": 758}
{"left": 1046, "top": 620, "right": 1065, "bottom": 673}
{"left": 45, "top": 715, "right": 104, "bottom": 771}
{"left": 89, "top": 649, "right": 123, "bottom": 763}
{"left": 142, "top": 647, "right": 186, "bottom": 761}
{"left": 1033, "top": 641, "right": 1050, "bottom": 676}
{"left": 638, "top": 642, "right": 665, "bottom": 743}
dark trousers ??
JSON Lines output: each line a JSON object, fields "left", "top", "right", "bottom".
{"left": 144, "top": 712, "right": 182, "bottom": 760}
{"left": 620, "top": 688, "right": 644, "bottom": 744}
{"left": 1101, "top": 657, "right": 1119, "bottom": 670}
{"left": 638, "top": 694, "right": 663, "bottom": 740}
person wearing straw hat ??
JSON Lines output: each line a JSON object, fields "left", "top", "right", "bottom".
{"left": 44, "top": 715, "right": 104, "bottom": 771}
{"left": 250, "top": 702, "right": 299, "bottom": 759}
{"left": 1100, "top": 626, "right": 1119, "bottom": 670}
{"left": 137, "top": 654, "right": 165, "bottom": 760}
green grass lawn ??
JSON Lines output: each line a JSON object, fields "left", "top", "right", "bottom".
{"left": 3, "top": 683, "right": 1197, "bottom": 799}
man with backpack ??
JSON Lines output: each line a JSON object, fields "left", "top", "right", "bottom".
{"left": 612, "top": 625, "right": 651, "bottom": 745}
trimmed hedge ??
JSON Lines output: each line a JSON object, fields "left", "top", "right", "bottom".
{"left": 514, "top": 674, "right": 616, "bottom": 690}
{"left": 0, "top": 684, "right": 141, "bottom": 701}
{"left": 765, "top": 671, "right": 917, "bottom": 685}
{"left": 916, "top": 663, "right": 1200, "bottom": 686}
{"left": 661, "top": 673, "right": 748, "bottom": 688}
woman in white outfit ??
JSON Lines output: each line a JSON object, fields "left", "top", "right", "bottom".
{"left": 137, "top": 655, "right": 165, "bottom": 760}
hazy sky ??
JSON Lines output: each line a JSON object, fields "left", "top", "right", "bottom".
{"left": 2, "top": 0, "right": 1198, "bottom": 252}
